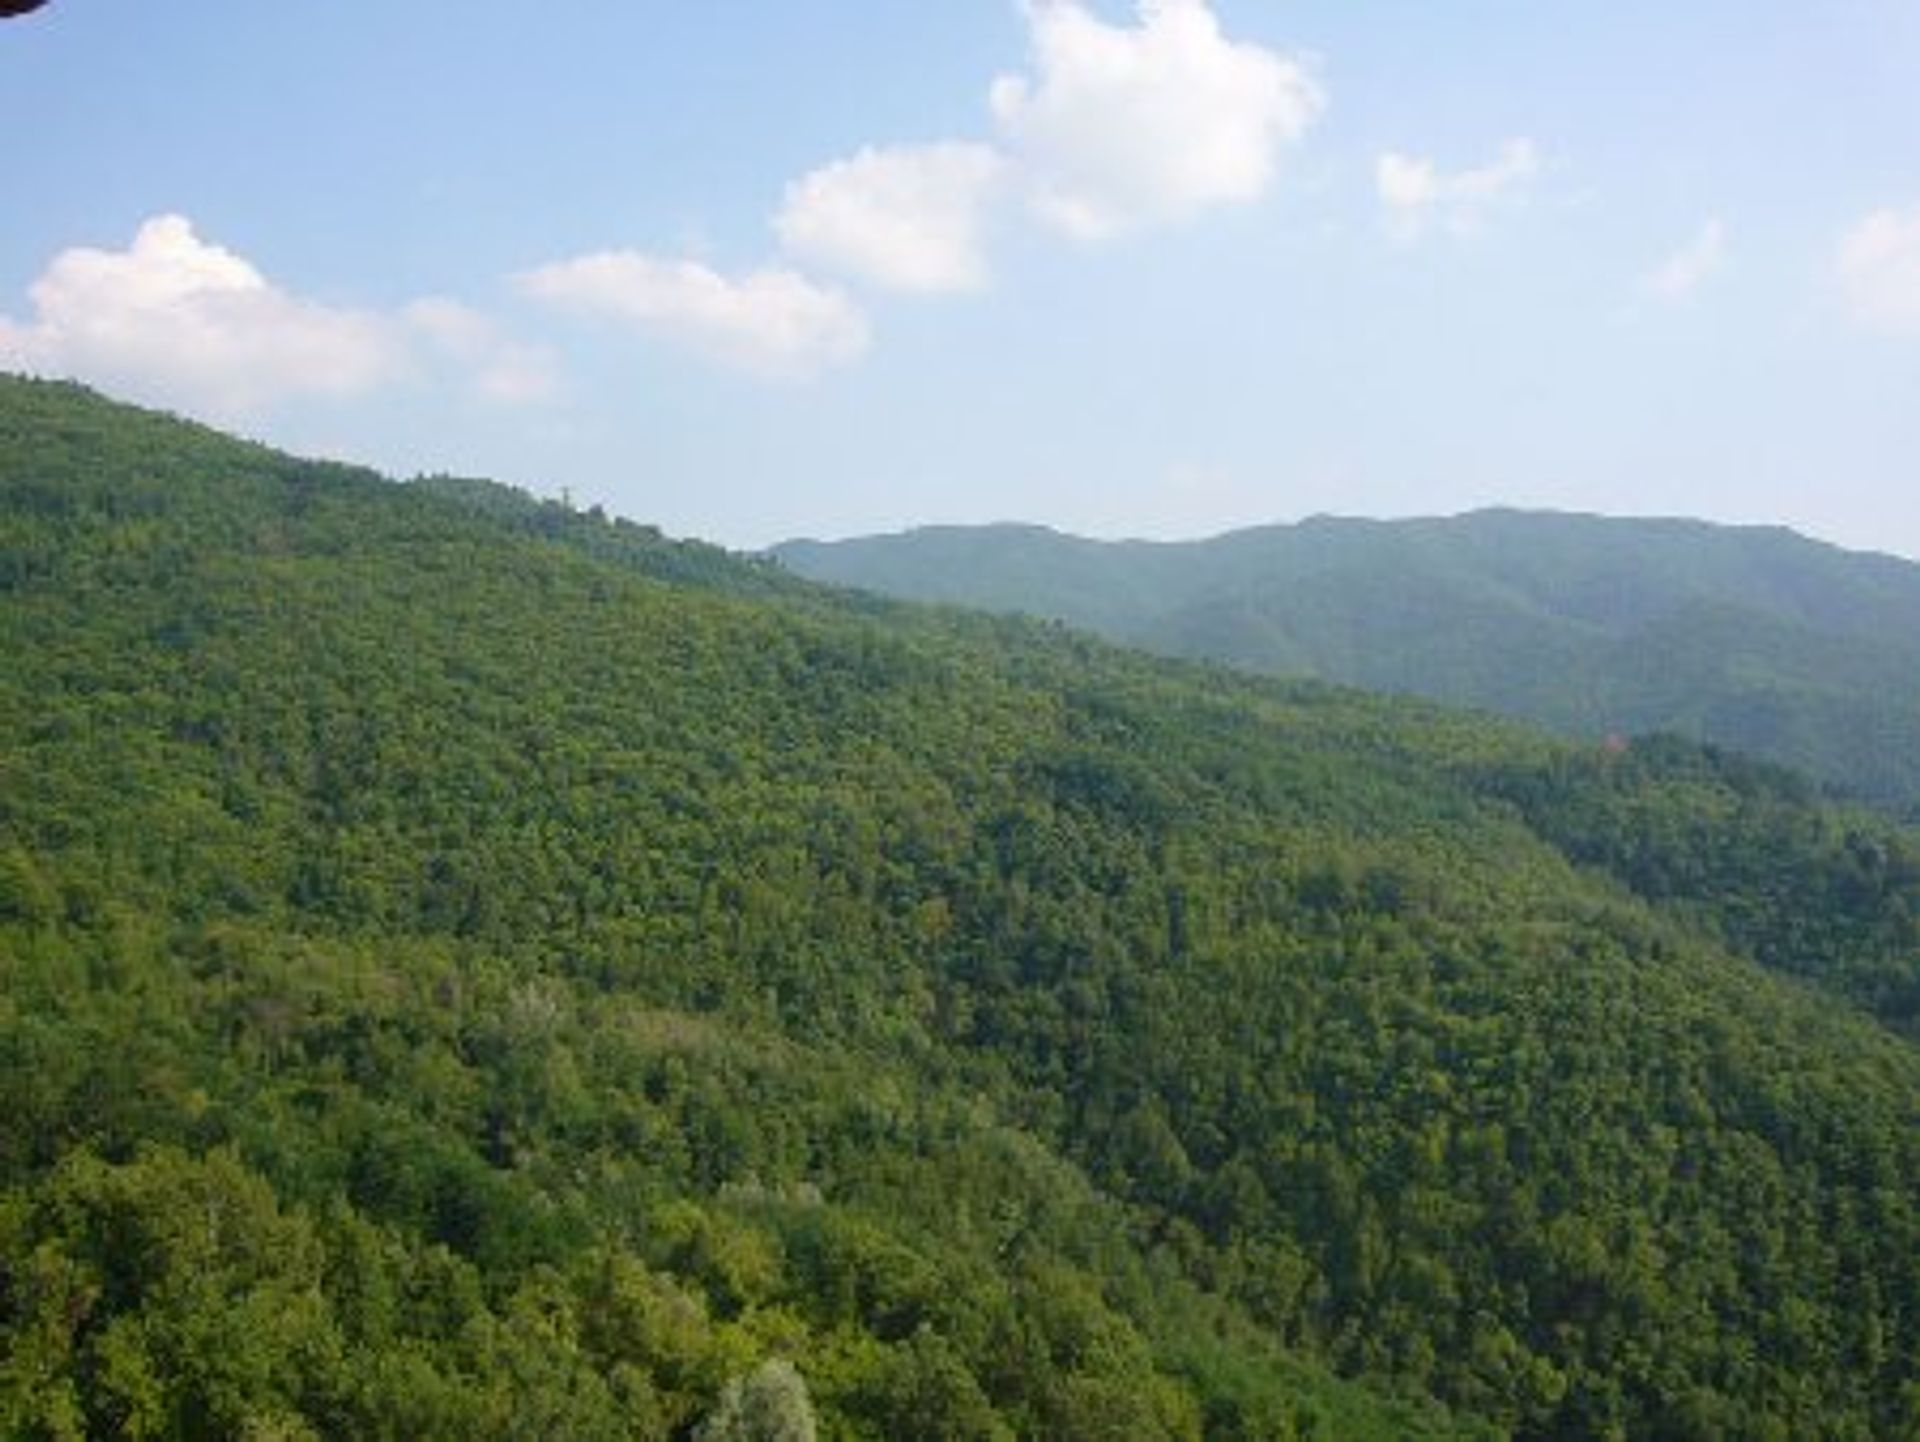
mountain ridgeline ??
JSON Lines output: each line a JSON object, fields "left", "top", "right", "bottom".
{"left": 774, "top": 516, "right": 1920, "bottom": 816}
{"left": 5, "top": 375, "right": 1920, "bottom": 1439}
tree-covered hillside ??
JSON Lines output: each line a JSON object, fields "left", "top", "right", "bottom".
{"left": 5, "top": 376, "right": 1920, "bottom": 1439}
{"left": 774, "top": 515, "right": 1920, "bottom": 814}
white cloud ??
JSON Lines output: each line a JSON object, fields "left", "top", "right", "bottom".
{"left": 988, "top": 0, "right": 1323, "bottom": 240}
{"left": 0, "top": 215, "right": 554, "bottom": 416}
{"left": 1645, "top": 219, "right": 1727, "bottom": 301}
{"left": 1375, "top": 138, "right": 1539, "bottom": 237}
{"left": 519, "top": 251, "right": 869, "bottom": 377}
{"left": 1837, "top": 204, "right": 1920, "bottom": 335}
{"left": 0, "top": 215, "right": 403, "bottom": 415}
{"left": 760, "top": 0, "right": 1320, "bottom": 307}
{"left": 776, "top": 142, "right": 1006, "bottom": 294}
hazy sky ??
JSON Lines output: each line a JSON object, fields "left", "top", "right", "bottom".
{"left": 4, "top": 2, "right": 1918, "bottom": 554}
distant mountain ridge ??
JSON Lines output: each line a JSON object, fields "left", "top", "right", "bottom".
{"left": 775, "top": 512, "right": 1920, "bottom": 812}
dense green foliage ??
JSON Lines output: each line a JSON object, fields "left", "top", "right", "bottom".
{"left": 775, "top": 515, "right": 1920, "bottom": 813}
{"left": 1475, "top": 734, "right": 1920, "bottom": 1039}
{"left": 5, "top": 377, "right": 1920, "bottom": 1438}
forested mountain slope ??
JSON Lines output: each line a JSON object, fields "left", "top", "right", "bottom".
{"left": 5, "top": 376, "right": 1920, "bottom": 1439}
{"left": 774, "top": 515, "right": 1920, "bottom": 814}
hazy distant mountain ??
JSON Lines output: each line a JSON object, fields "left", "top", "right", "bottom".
{"left": 776, "top": 513, "right": 1920, "bottom": 812}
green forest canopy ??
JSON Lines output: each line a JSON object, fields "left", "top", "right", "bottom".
{"left": 4, "top": 375, "right": 1920, "bottom": 1439}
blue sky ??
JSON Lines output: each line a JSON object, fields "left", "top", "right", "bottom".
{"left": 4, "top": 1, "right": 1917, "bottom": 554}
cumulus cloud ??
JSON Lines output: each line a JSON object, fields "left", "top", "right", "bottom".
{"left": 1376, "top": 138, "right": 1539, "bottom": 237}
{"left": 1837, "top": 204, "right": 1920, "bottom": 335}
{"left": 776, "top": 142, "right": 1007, "bottom": 294}
{"left": 988, "top": 0, "right": 1323, "bottom": 240}
{"left": 0, "top": 215, "right": 554, "bottom": 416}
{"left": 531, "top": 0, "right": 1313, "bottom": 374}
{"left": 519, "top": 251, "right": 869, "bottom": 377}
{"left": 0, "top": 215, "right": 403, "bottom": 415}
{"left": 762, "top": 0, "right": 1320, "bottom": 308}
